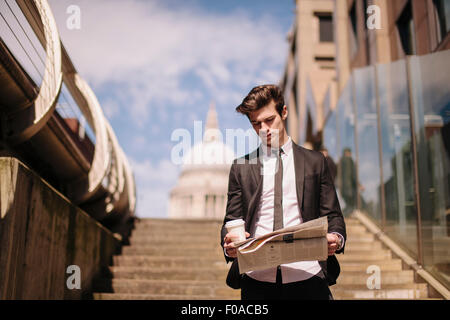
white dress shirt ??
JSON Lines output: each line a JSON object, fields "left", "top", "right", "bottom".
{"left": 244, "top": 137, "right": 344, "bottom": 284}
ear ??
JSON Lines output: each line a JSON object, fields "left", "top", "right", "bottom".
{"left": 282, "top": 105, "right": 288, "bottom": 120}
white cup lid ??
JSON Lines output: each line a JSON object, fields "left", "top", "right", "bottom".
{"left": 225, "top": 219, "right": 245, "bottom": 227}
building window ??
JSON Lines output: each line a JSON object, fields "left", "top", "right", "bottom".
{"left": 433, "top": 0, "right": 450, "bottom": 43}
{"left": 317, "top": 13, "right": 334, "bottom": 42}
{"left": 315, "top": 56, "right": 335, "bottom": 69}
{"left": 397, "top": 1, "right": 416, "bottom": 55}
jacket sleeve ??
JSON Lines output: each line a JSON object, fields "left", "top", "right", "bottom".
{"left": 319, "top": 153, "right": 347, "bottom": 254}
{"left": 220, "top": 161, "right": 244, "bottom": 262}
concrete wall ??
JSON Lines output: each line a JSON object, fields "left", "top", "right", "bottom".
{"left": 0, "top": 157, "right": 120, "bottom": 299}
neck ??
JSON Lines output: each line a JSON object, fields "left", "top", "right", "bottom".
{"left": 278, "top": 131, "right": 288, "bottom": 147}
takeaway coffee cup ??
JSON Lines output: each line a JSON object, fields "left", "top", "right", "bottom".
{"left": 225, "top": 219, "right": 246, "bottom": 242}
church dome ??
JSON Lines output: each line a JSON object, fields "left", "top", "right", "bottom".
{"left": 169, "top": 102, "right": 236, "bottom": 219}
{"left": 181, "top": 103, "right": 235, "bottom": 171}
{"left": 182, "top": 139, "right": 235, "bottom": 169}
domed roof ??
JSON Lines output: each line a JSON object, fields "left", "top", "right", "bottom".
{"left": 182, "top": 102, "right": 235, "bottom": 170}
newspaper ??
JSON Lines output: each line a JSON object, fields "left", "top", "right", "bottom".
{"left": 235, "top": 216, "right": 328, "bottom": 274}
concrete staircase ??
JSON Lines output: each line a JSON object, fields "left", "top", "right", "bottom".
{"left": 332, "top": 217, "right": 430, "bottom": 299}
{"left": 93, "top": 217, "right": 433, "bottom": 300}
{"left": 92, "top": 218, "right": 240, "bottom": 300}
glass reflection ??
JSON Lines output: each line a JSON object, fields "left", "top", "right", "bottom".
{"left": 409, "top": 50, "right": 450, "bottom": 289}
{"left": 323, "top": 109, "right": 338, "bottom": 184}
{"left": 354, "top": 66, "right": 381, "bottom": 224}
{"left": 377, "top": 60, "right": 417, "bottom": 257}
{"left": 336, "top": 78, "right": 357, "bottom": 216}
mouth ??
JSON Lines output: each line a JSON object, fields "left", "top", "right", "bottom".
{"left": 261, "top": 134, "right": 271, "bottom": 142}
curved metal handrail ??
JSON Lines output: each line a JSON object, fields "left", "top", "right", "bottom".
{"left": 121, "top": 148, "right": 137, "bottom": 216}
{"left": 66, "top": 74, "right": 110, "bottom": 204}
{"left": 1, "top": 0, "right": 136, "bottom": 225}
{"left": 7, "top": 0, "right": 62, "bottom": 145}
{"left": 104, "top": 121, "right": 125, "bottom": 213}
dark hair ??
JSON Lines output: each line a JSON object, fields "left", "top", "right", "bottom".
{"left": 236, "top": 84, "right": 285, "bottom": 117}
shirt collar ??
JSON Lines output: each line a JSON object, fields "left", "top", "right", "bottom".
{"left": 281, "top": 136, "right": 292, "bottom": 155}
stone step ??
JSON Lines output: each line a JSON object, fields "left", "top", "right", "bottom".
{"left": 344, "top": 235, "right": 376, "bottom": 242}
{"left": 343, "top": 220, "right": 362, "bottom": 227}
{"left": 106, "top": 267, "right": 414, "bottom": 284}
{"left": 135, "top": 221, "right": 364, "bottom": 231}
{"left": 93, "top": 279, "right": 237, "bottom": 297}
{"left": 337, "top": 256, "right": 394, "bottom": 263}
{"left": 137, "top": 218, "right": 367, "bottom": 228}
{"left": 113, "top": 255, "right": 227, "bottom": 268}
{"left": 93, "top": 293, "right": 239, "bottom": 300}
{"left": 134, "top": 223, "right": 221, "bottom": 231}
{"left": 337, "top": 270, "right": 414, "bottom": 285}
{"left": 131, "top": 230, "right": 374, "bottom": 243}
{"left": 133, "top": 226, "right": 221, "bottom": 234}
{"left": 136, "top": 218, "right": 222, "bottom": 226}
{"left": 339, "top": 259, "right": 403, "bottom": 272}
{"left": 136, "top": 220, "right": 364, "bottom": 229}
{"left": 345, "top": 226, "right": 369, "bottom": 234}
{"left": 105, "top": 266, "right": 228, "bottom": 281}
{"left": 130, "top": 234, "right": 221, "bottom": 243}
{"left": 344, "top": 242, "right": 383, "bottom": 251}
{"left": 345, "top": 237, "right": 381, "bottom": 244}
{"left": 330, "top": 283, "right": 428, "bottom": 299}
{"left": 112, "top": 255, "right": 402, "bottom": 271}
{"left": 120, "top": 245, "right": 392, "bottom": 258}
{"left": 336, "top": 251, "right": 392, "bottom": 261}
{"left": 120, "top": 246, "right": 224, "bottom": 257}
{"left": 128, "top": 239, "right": 223, "bottom": 247}
{"left": 114, "top": 253, "right": 399, "bottom": 268}
{"left": 131, "top": 228, "right": 221, "bottom": 238}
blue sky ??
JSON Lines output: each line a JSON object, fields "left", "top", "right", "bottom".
{"left": 47, "top": 0, "right": 296, "bottom": 218}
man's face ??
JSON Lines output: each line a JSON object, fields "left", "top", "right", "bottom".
{"left": 248, "top": 100, "right": 287, "bottom": 148}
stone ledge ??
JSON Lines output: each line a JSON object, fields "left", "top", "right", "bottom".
{"left": 0, "top": 156, "right": 120, "bottom": 299}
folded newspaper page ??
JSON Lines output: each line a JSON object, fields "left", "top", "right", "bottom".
{"left": 235, "top": 216, "right": 328, "bottom": 274}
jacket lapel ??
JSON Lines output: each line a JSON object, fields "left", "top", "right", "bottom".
{"left": 248, "top": 147, "right": 262, "bottom": 186}
{"left": 246, "top": 147, "right": 263, "bottom": 230}
{"left": 292, "top": 143, "right": 305, "bottom": 218}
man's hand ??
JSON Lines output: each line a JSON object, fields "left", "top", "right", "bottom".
{"left": 327, "top": 233, "right": 340, "bottom": 256}
{"left": 224, "top": 232, "right": 250, "bottom": 258}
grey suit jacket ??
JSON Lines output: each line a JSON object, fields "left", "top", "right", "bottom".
{"left": 220, "top": 142, "right": 346, "bottom": 287}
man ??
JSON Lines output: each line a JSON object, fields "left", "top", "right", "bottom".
{"left": 320, "top": 147, "right": 337, "bottom": 183}
{"left": 338, "top": 148, "right": 357, "bottom": 216}
{"left": 220, "top": 84, "right": 346, "bottom": 300}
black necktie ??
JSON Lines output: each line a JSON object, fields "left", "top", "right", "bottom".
{"left": 273, "top": 148, "right": 283, "bottom": 231}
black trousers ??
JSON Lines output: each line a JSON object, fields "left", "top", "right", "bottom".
{"left": 241, "top": 267, "right": 333, "bottom": 300}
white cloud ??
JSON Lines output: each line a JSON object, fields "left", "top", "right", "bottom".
{"left": 45, "top": 0, "right": 290, "bottom": 218}
{"left": 102, "top": 98, "right": 120, "bottom": 120}
{"left": 49, "top": 0, "right": 288, "bottom": 126}
{"left": 130, "top": 135, "right": 147, "bottom": 152}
